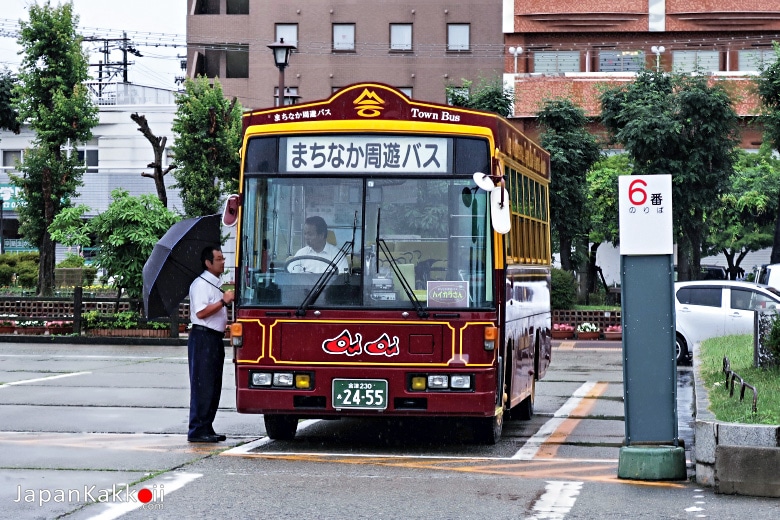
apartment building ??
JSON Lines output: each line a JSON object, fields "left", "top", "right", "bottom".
{"left": 186, "top": 0, "right": 504, "bottom": 110}
{"left": 503, "top": 0, "right": 780, "bottom": 148}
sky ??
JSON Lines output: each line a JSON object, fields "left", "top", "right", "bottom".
{"left": 0, "top": 0, "right": 186, "bottom": 90}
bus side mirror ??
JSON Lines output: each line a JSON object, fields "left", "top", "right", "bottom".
{"left": 222, "top": 194, "right": 240, "bottom": 227}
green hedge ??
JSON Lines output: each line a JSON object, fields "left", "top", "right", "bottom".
{"left": 551, "top": 267, "right": 577, "bottom": 310}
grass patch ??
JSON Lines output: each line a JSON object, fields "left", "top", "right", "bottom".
{"left": 573, "top": 305, "right": 621, "bottom": 312}
{"left": 699, "top": 334, "right": 780, "bottom": 425}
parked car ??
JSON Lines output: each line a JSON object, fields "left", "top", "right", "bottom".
{"left": 673, "top": 264, "right": 728, "bottom": 281}
{"left": 756, "top": 263, "right": 780, "bottom": 289}
{"left": 674, "top": 280, "right": 780, "bottom": 364}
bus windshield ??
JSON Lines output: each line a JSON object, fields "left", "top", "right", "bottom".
{"left": 239, "top": 175, "right": 493, "bottom": 310}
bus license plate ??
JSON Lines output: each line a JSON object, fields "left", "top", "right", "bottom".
{"left": 332, "top": 379, "right": 388, "bottom": 410}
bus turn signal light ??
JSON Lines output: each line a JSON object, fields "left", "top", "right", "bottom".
{"left": 230, "top": 323, "right": 243, "bottom": 347}
{"left": 484, "top": 326, "right": 497, "bottom": 351}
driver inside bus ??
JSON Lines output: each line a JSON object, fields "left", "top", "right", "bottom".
{"left": 288, "top": 216, "right": 348, "bottom": 273}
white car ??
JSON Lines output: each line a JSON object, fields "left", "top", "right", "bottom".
{"left": 674, "top": 280, "right": 780, "bottom": 363}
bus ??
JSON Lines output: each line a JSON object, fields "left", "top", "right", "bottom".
{"left": 227, "top": 83, "right": 552, "bottom": 444}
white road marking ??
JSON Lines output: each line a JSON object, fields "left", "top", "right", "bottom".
{"left": 222, "top": 419, "right": 321, "bottom": 455}
{"left": 512, "top": 381, "right": 598, "bottom": 460}
{"left": 0, "top": 371, "right": 91, "bottom": 388}
{"left": 526, "top": 480, "right": 583, "bottom": 520}
{"left": 85, "top": 472, "right": 202, "bottom": 520}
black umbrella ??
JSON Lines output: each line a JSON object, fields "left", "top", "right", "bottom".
{"left": 143, "top": 214, "right": 222, "bottom": 319}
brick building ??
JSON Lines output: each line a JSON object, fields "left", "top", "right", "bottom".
{"left": 502, "top": 0, "right": 780, "bottom": 148}
{"left": 186, "top": 0, "right": 504, "bottom": 110}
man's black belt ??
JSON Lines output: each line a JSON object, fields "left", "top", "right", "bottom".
{"left": 191, "top": 324, "right": 224, "bottom": 336}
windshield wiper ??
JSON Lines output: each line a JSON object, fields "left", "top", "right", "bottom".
{"left": 295, "top": 242, "right": 353, "bottom": 316}
{"left": 296, "top": 212, "right": 358, "bottom": 316}
{"left": 375, "top": 208, "right": 428, "bottom": 318}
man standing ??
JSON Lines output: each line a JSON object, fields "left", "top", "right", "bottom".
{"left": 187, "top": 246, "right": 234, "bottom": 443}
{"left": 288, "top": 216, "right": 348, "bottom": 273}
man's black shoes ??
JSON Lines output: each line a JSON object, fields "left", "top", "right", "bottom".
{"left": 213, "top": 433, "right": 227, "bottom": 441}
{"left": 187, "top": 434, "right": 222, "bottom": 443}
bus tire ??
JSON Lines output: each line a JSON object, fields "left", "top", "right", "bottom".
{"left": 473, "top": 410, "right": 503, "bottom": 445}
{"left": 263, "top": 414, "right": 299, "bottom": 440}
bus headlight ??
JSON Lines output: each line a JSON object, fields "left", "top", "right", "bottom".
{"left": 251, "top": 372, "right": 272, "bottom": 386}
{"left": 427, "top": 375, "right": 448, "bottom": 389}
{"left": 273, "top": 373, "right": 294, "bottom": 387}
{"left": 449, "top": 374, "right": 471, "bottom": 389}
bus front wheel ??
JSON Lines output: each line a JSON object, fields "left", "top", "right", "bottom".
{"left": 263, "top": 414, "right": 299, "bottom": 440}
{"left": 473, "top": 410, "right": 503, "bottom": 445}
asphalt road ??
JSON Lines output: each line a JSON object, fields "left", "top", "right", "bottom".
{"left": 0, "top": 340, "right": 778, "bottom": 519}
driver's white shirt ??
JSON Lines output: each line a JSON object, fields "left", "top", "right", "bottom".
{"left": 289, "top": 243, "right": 348, "bottom": 273}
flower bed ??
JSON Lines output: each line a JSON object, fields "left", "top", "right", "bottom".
{"left": 15, "top": 320, "right": 47, "bottom": 335}
{"left": 552, "top": 323, "right": 575, "bottom": 339}
{"left": 603, "top": 325, "right": 622, "bottom": 340}
{"left": 576, "top": 322, "right": 600, "bottom": 340}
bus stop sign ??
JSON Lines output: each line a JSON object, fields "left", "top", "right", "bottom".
{"left": 617, "top": 174, "right": 685, "bottom": 480}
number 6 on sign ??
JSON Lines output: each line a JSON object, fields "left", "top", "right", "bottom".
{"left": 618, "top": 175, "right": 673, "bottom": 256}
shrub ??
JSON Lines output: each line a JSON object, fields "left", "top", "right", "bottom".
{"left": 551, "top": 267, "right": 577, "bottom": 310}
{"left": 0, "top": 252, "right": 39, "bottom": 287}
{"left": 56, "top": 253, "right": 98, "bottom": 286}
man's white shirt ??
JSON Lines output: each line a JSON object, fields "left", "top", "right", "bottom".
{"left": 289, "top": 243, "right": 348, "bottom": 273}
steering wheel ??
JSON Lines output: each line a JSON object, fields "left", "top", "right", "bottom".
{"left": 285, "top": 255, "right": 335, "bottom": 273}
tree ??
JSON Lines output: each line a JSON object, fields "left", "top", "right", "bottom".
{"left": 131, "top": 113, "right": 175, "bottom": 207}
{"left": 48, "top": 189, "right": 180, "bottom": 303}
{"left": 537, "top": 98, "right": 602, "bottom": 284}
{"left": 600, "top": 69, "right": 739, "bottom": 281}
{"left": 445, "top": 77, "right": 514, "bottom": 117}
{"left": 585, "top": 154, "right": 632, "bottom": 294}
{"left": 755, "top": 42, "right": 780, "bottom": 263}
{"left": 0, "top": 68, "right": 20, "bottom": 134}
{"left": 10, "top": 2, "right": 98, "bottom": 296}
{"left": 171, "top": 77, "right": 242, "bottom": 217}
{"left": 705, "top": 148, "right": 780, "bottom": 278}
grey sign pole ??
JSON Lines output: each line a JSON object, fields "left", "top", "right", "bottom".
{"left": 616, "top": 175, "right": 685, "bottom": 480}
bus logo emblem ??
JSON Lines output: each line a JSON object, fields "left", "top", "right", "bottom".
{"left": 321, "top": 329, "right": 399, "bottom": 357}
{"left": 353, "top": 89, "right": 385, "bottom": 118}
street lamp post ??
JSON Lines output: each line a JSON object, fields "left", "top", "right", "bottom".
{"left": 268, "top": 38, "right": 297, "bottom": 106}
{"left": 508, "top": 46, "right": 523, "bottom": 74}
{"left": 651, "top": 45, "right": 665, "bottom": 71}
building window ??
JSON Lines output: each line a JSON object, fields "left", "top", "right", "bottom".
{"left": 533, "top": 51, "right": 581, "bottom": 73}
{"left": 599, "top": 50, "right": 645, "bottom": 72}
{"left": 672, "top": 50, "right": 719, "bottom": 73}
{"left": 390, "top": 24, "right": 412, "bottom": 51}
{"left": 203, "top": 49, "right": 221, "bottom": 78}
{"left": 226, "top": 0, "right": 249, "bottom": 15}
{"left": 333, "top": 24, "right": 355, "bottom": 52}
{"left": 195, "top": 0, "right": 220, "bottom": 15}
{"left": 276, "top": 24, "right": 298, "bottom": 48}
{"left": 398, "top": 87, "right": 412, "bottom": 98}
{"left": 447, "top": 24, "right": 470, "bottom": 51}
{"left": 76, "top": 149, "right": 98, "bottom": 173}
{"left": 226, "top": 46, "right": 249, "bottom": 78}
{"left": 2, "top": 150, "right": 22, "bottom": 172}
{"left": 738, "top": 49, "right": 777, "bottom": 71}
{"left": 275, "top": 86, "right": 299, "bottom": 107}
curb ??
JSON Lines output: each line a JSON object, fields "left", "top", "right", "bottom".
{"left": 692, "top": 344, "right": 780, "bottom": 497}
{"left": 0, "top": 333, "right": 190, "bottom": 346}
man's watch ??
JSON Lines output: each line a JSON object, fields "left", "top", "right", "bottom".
{"left": 221, "top": 299, "right": 228, "bottom": 307}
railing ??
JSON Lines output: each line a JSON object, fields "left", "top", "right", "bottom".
{"left": 722, "top": 356, "right": 758, "bottom": 414}
{"left": 0, "top": 287, "right": 196, "bottom": 338}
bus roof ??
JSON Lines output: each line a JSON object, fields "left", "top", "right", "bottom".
{"left": 242, "top": 83, "right": 549, "bottom": 179}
